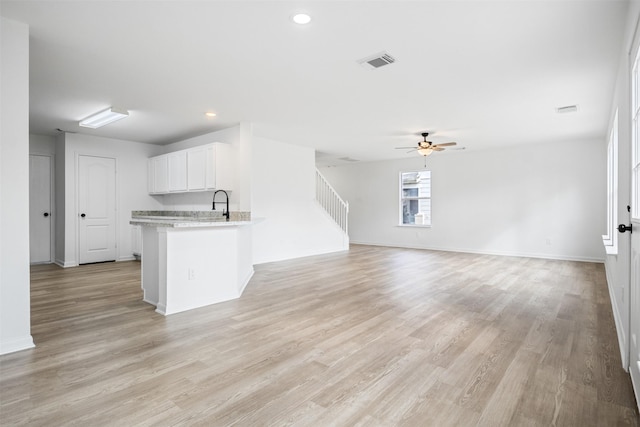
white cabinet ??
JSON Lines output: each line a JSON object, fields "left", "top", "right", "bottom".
{"left": 149, "top": 155, "right": 168, "bottom": 194}
{"left": 168, "top": 151, "right": 187, "bottom": 192}
{"left": 148, "top": 143, "right": 234, "bottom": 195}
{"left": 187, "top": 146, "right": 208, "bottom": 191}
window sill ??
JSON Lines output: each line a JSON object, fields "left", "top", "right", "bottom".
{"left": 397, "top": 224, "right": 432, "bottom": 228}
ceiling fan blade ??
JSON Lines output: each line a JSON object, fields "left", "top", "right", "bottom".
{"left": 433, "top": 142, "right": 457, "bottom": 147}
{"left": 432, "top": 147, "right": 445, "bottom": 151}
{"left": 395, "top": 146, "right": 417, "bottom": 149}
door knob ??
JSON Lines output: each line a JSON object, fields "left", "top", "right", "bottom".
{"left": 618, "top": 224, "right": 632, "bottom": 233}
{"left": 80, "top": 213, "right": 86, "bottom": 218}
{"left": 43, "top": 212, "right": 49, "bottom": 217}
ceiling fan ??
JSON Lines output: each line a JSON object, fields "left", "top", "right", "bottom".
{"left": 396, "top": 132, "right": 457, "bottom": 156}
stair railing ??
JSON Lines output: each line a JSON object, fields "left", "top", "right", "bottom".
{"left": 315, "top": 169, "right": 349, "bottom": 235}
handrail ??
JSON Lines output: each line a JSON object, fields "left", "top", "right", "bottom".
{"left": 315, "top": 169, "right": 349, "bottom": 235}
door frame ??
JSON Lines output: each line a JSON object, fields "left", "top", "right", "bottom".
{"left": 75, "top": 153, "right": 119, "bottom": 264}
{"left": 627, "top": 12, "right": 640, "bottom": 412}
{"left": 29, "top": 152, "right": 55, "bottom": 264}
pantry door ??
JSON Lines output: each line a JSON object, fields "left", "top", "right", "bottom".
{"left": 78, "top": 155, "right": 117, "bottom": 264}
{"left": 29, "top": 154, "right": 53, "bottom": 264}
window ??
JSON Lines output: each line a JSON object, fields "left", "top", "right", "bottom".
{"left": 400, "top": 171, "right": 431, "bottom": 226}
{"left": 603, "top": 110, "right": 618, "bottom": 252}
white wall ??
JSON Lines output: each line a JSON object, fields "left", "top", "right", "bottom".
{"left": 29, "top": 134, "right": 56, "bottom": 155}
{"left": 603, "top": 1, "right": 640, "bottom": 370}
{"left": 236, "top": 122, "right": 252, "bottom": 212}
{"left": 54, "top": 133, "right": 66, "bottom": 264}
{"left": 252, "top": 136, "right": 348, "bottom": 264}
{"left": 58, "top": 133, "right": 163, "bottom": 266}
{"left": 145, "top": 125, "right": 346, "bottom": 264}
{"left": 163, "top": 125, "right": 240, "bottom": 151}
{"left": 321, "top": 138, "right": 606, "bottom": 262}
{"left": 0, "top": 17, "right": 34, "bottom": 354}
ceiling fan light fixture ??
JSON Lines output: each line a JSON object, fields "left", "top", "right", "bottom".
{"left": 79, "top": 107, "right": 129, "bottom": 128}
{"left": 418, "top": 147, "right": 434, "bottom": 156}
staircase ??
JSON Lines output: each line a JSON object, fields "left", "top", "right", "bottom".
{"left": 315, "top": 169, "right": 349, "bottom": 235}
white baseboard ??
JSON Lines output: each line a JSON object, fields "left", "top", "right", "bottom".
{"left": 54, "top": 259, "right": 78, "bottom": 268}
{"left": 238, "top": 268, "right": 255, "bottom": 296}
{"left": 0, "top": 335, "right": 35, "bottom": 355}
{"left": 349, "top": 240, "right": 605, "bottom": 263}
{"left": 142, "top": 297, "right": 158, "bottom": 306}
{"left": 155, "top": 303, "right": 167, "bottom": 316}
{"left": 604, "top": 259, "right": 629, "bottom": 370}
{"left": 254, "top": 246, "right": 350, "bottom": 265}
{"left": 55, "top": 258, "right": 139, "bottom": 267}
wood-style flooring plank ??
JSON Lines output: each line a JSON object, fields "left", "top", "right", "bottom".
{"left": 0, "top": 245, "right": 637, "bottom": 426}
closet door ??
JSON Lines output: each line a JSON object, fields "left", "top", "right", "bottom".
{"left": 78, "top": 155, "right": 116, "bottom": 264}
{"left": 29, "top": 154, "right": 52, "bottom": 263}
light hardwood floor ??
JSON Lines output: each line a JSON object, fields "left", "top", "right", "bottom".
{"left": 1, "top": 245, "right": 638, "bottom": 426}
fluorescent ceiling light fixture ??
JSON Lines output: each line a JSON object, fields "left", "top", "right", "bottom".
{"left": 79, "top": 107, "right": 129, "bottom": 128}
{"left": 292, "top": 13, "right": 311, "bottom": 24}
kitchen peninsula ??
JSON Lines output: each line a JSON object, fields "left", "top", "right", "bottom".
{"left": 130, "top": 211, "right": 253, "bottom": 315}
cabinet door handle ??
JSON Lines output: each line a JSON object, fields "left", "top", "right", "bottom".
{"left": 43, "top": 212, "right": 49, "bottom": 217}
{"left": 80, "top": 213, "right": 86, "bottom": 218}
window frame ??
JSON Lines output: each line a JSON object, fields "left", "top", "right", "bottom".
{"left": 633, "top": 44, "right": 640, "bottom": 221}
{"left": 398, "top": 170, "right": 432, "bottom": 228}
{"left": 603, "top": 110, "right": 619, "bottom": 254}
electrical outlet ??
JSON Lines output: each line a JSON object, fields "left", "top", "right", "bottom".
{"left": 188, "top": 268, "right": 195, "bottom": 280}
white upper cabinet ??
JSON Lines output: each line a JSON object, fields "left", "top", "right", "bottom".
{"left": 148, "top": 143, "right": 234, "bottom": 195}
{"left": 187, "top": 146, "right": 208, "bottom": 191}
{"left": 168, "top": 151, "right": 187, "bottom": 192}
{"left": 149, "top": 155, "right": 169, "bottom": 194}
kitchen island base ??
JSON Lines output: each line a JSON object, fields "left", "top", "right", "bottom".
{"left": 140, "top": 224, "right": 253, "bottom": 316}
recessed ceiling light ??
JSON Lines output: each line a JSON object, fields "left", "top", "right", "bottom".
{"left": 205, "top": 112, "right": 216, "bottom": 118}
{"left": 292, "top": 13, "right": 311, "bottom": 25}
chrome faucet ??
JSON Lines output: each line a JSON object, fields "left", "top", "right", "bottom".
{"left": 212, "top": 190, "right": 230, "bottom": 221}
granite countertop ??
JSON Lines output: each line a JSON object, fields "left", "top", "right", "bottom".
{"left": 130, "top": 210, "right": 252, "bottom": 228}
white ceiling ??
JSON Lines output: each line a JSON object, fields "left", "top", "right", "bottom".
{"left": 0, "top": 0, "right": 629, "bottom": 164}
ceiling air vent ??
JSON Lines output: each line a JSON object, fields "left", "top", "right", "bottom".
{"left": 556, "top": 105, "right": 578, "bottom": 114}
{"left": 358, "top": 51, "right": 396, "bottom": 70}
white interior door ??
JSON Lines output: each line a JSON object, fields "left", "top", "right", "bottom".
{"left": 78, "top": 155, "right": 116, "bottom": 264}
{"left": 29, "top": 154, "right": 52, "bottom": 264}
{"left": 629, "top": 40, "right": 640, "bottom": 410}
